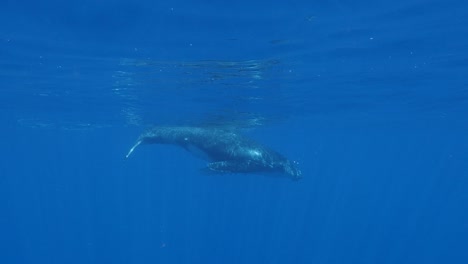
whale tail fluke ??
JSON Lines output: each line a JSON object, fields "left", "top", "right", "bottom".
{"left": 126, "top": 140, "right": 142, "bottom": 158}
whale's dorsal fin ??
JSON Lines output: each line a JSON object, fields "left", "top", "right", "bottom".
{"left": 126, "top": 140, "right": 142, "bottom": 158}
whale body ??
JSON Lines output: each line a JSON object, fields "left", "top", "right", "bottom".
{"left": 126, "top": 126, "right": 302, "bottom": 180}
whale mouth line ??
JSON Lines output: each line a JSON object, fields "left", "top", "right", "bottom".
{"left": 126, "top": 140, "right": 142, "bottom": 158}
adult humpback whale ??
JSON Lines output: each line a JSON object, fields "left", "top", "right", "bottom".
{"left": 126, "top": 126, "right": 302, "bottom": 180}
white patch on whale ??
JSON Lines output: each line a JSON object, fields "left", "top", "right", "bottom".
{"left": 248, "top": 149, "right": 262, "bottom": 158}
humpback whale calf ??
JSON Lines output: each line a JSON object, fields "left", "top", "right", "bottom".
{"left": 126, "top": 126, "right": 302, "bottom": 180}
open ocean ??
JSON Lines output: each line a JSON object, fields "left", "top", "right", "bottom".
{"left": 1, "top": 0, "right": 467, "bottom": 263}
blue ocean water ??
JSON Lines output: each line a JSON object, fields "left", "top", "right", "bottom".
{"left": 1, "top": 0, "right": 468, "bottom": 263}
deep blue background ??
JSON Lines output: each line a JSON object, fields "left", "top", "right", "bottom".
{"left": 1, "top": 0, "right": 468, "bottom": 263}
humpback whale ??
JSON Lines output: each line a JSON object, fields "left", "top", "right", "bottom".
{"left": 126, "top": 126, "right": 302, "bottom": 180}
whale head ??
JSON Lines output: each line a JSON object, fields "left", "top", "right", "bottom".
{"left": 283, "top": 160, "right": 302, "bottom": 180}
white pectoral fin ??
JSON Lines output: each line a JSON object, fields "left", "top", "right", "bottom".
{"left": 126, "top": 140, "right": 142, "bottom": 158}
{"left": 207, "top": 161, "right": 243, "bottom": 173}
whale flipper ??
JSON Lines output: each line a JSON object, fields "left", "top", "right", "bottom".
{"left": 207, "top": 160, "right": 265, "bottom": 174}
{"left": 207, "top": 161, "right": 244, "bottom": 173}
